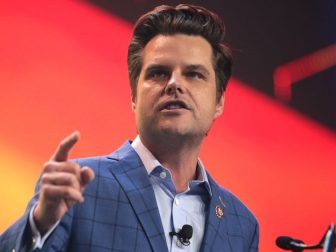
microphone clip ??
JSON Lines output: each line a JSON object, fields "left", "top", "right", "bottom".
{"left": 169, "top": 224, "right": 193, "bottom": 247}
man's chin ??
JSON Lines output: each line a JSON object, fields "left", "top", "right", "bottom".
{"left": 159, "top": 126, "right": 188, "bottom": 135}
{"left": 158, "top": 127, "right": 205, "bottom": 139}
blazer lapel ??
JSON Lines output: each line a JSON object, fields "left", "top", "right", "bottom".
{"left": 200, "top": 175, "right": 232, "bottom": 252}
{"left": 107, "top": 142, "right": 168, "bottom": 252}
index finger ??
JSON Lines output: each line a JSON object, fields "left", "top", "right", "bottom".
{"left": 51, "top": 131, "right": 80, "bottom": 162}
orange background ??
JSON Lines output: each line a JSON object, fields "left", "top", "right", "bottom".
{"left": 1, "top": 1, "right": 335, "bottom": 251}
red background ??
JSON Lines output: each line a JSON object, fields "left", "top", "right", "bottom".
{"left": 1, "top": 1, "right": 335, "bottom": 251}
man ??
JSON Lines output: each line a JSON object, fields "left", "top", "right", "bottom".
{"left": 0, "top": 4, "right": 259, "bottom": 252}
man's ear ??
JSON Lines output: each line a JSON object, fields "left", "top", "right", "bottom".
{"left": 214, "top": 94, "right": 225, "bottom": 118}
{"left": 131, "top": 94, "right": 136, "bottom": 111}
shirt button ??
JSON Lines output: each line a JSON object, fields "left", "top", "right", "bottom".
{"left": 175, "top": 198, "right": 180, "bottom": 205}
{"left": 160, "top": 171, "right": 166, "bottom": 179}
{"left": 11, "top": 249, "right": 16, "bottom": 252}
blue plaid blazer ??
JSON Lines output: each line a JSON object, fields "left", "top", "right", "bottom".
{"left": 0, "top": 141, "right": 259, "bottom": 252}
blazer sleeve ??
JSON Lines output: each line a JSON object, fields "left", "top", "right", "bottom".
{"left": 0, "top": 193, "right": 38, "bottom": 252}
{"left": 0, "top": 178, "right": 72, "bottom": 252}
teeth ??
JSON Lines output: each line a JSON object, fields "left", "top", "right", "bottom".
{"left": 166, "top": 104, "right": 182, "bottom": 109}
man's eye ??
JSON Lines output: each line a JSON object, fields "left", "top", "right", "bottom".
{"left": 186, "top": 71, "right": 204, "bottom": 79}
{"left": 147, "top": 70, "right": 169, "bottom": 80}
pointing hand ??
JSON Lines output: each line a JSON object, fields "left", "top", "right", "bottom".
{"left": 33, "top": 132, "right": 95, "bottom": 234}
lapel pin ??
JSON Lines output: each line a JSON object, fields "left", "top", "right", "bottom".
{"left": 215, "top": 205, "right": 224, "bottom": 218}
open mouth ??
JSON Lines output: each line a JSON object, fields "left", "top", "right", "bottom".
{"left": 160, "top": 101, "right": 189, "bottom": 111}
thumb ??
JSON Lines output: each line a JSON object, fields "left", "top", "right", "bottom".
{"left": 80, "top": 166, "right": 95, "bottom": 187}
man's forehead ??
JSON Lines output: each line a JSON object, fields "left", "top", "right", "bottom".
{"left": 145, "top": 34, "right": 211, "bottom": 50}
{"left": 142, "top": 34, "right": 213, "bottom": 68}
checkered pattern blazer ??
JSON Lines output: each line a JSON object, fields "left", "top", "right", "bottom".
{"left": 0, "top": 141, "right": 259, "bottom": 252}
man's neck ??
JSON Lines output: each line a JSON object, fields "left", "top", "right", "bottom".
{"left": 140, "top": 135, "right": 202, "bottom": 193}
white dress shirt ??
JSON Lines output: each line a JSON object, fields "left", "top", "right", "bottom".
{"left": 132, "top": 136, "right": 211, "bottom": 251}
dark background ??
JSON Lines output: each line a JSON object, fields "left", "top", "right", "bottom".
{"left": 89, "top": 0, "right": 336, "bottom": 130}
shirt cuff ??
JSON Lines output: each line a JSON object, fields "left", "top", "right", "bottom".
{"left": 29, "top": 204, "right": 60, "bottom": 249}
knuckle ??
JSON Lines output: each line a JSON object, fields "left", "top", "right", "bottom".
{"left": 74, "top": 163, "right": 81, "bottom": 170}
{"left": 70, "top": 162, "right": 80, "bottom": 171}
{"left": 63, "top": 187, "right": 71, "bottom": 197}
{"left": 67, "top": 162, "right": 81, "bottom": 176}
{"left": 43, "top": 161, "right": 53, "bottom": 172}
{"left": 40, "top": 184, "right": 50, "bottom": 195}
{"left": 64, "top": 174, "right": 75, "bottom": 185}
{"left": 40, "top": 173, "right": 49, "bottom": 184}
{"left": 70, "top": 174, "right": 79, "bottom": 185}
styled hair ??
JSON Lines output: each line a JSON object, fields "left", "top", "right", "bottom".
{"left": 127, "top": 4, "right": 232, "bottom": 101}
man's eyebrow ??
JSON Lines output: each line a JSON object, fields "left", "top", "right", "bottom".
{"left": 185, "top": 64, "right": 210, "bottom": 76}
{"left": 144, "top": 64, "right": 170, "bottom": 72}
{"left": 144, "top": 64, "right": 210, "bottom": 75}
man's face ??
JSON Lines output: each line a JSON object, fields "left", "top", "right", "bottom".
{"left": 132, "top": 34, "right": 224, "bottom": 142}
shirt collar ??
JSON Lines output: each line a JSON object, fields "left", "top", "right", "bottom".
{"left": 131, "top": 135, "right": 212, "bottom": 195}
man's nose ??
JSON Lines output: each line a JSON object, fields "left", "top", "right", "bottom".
{"left": 165, "top": 73, "right": 184, "bottom": 96}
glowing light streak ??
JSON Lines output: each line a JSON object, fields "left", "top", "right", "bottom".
{"left": 274, "top": 43, "right": 336, "bottom": 102}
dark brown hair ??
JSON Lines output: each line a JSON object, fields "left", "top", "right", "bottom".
{"left": 127, "top": 4, "right": 232, "bottom": 101}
